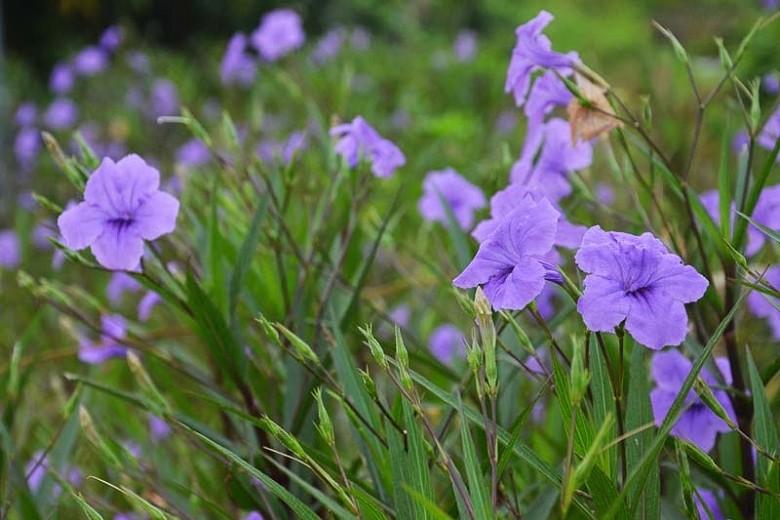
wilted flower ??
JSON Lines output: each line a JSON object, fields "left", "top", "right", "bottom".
{"left": 251, "top": 9, "right": 305, "bottom": 62}
{"left": 453, "top": 29, "right": 478, "bottom": 63}
{"left": 0, "top": 230, "right": 21, "bottom": 268}
{"left": 505, "top": 11, "right": 579, "bottom": 107}
{"left": 99, "top": 26, "right": 123, "bottom": 52}
{"left": 72, "top": 46, "right": 109, "bottom": 76}
{"left": 220, "top": 33, "right": 257, "bottom": 86}
{"left": 330, "top": 116, "right": 405, "bottom": 178}
{"left": 78, "top": 314, "right": 128, "bottom": 364}
{"left": 418, "top": 168, "right": 486, "bottom": 230}
{"left": 650, "top": 350, "right": 735, "bottom": 452}
{"left": 176, "top": 139, "right": 210, "bottom": 167}
{"left": 15, "top": 102, "right": 37, "bottom": 126}
{"left": 748, "top": 266, "right": 780, "bottom": 339}
{"left": 57, "top": 154, "right": 180, "bottom": 271}
{"left": 150, "top": 79, "right": 179, "bottom": 117}
{"left": 567, "top": 74, "right": 621, "bottom": 142}
{"left": 575, "top": 226, "right": 708, "bottom": 349}
{"left": 14, "top": 127, "right": 41, "bottom": 169}
{"left": 44, "top": 98, "right": 79, "bottom": 130}
{"left": 454, "top": 195, "right": 560, "bottom": 310}
{"left": 428, "top": 324, "right": 466, "bottom": 364}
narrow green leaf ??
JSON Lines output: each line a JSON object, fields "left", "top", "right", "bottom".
{"left": 747, "top": 348, "right": 780, "bottom": 516}
{"left": 228, "top": 193, "right": 269, "bottom": 328}
{"left": 455, "top": 393, "right": 491, "bottom": 519}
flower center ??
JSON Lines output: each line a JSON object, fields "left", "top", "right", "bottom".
{"left": 108, "top": 217, "right": 135, "bottom": 232}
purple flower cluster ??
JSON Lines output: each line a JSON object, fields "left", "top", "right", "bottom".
{"left": 575, "top": 226, "right": 708, "bottom": 349}
{"left": 331, "top": 116, "right": 405, "bottom": 178}
{"left": 418, "top": 168, "right": 486, "bottom": 230}
{"left": 650, "top": 350, "right": 735, "bottom": 452}
{"left": 58, "top": 154, "right": 179, "bottom": 271}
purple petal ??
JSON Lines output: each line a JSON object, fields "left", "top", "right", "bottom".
{"left": 57, "top": 203, "right": 107, "bottom": 250}
{"left": 577, "top": 276, "right": 630, "bottom": 331}
{"left": 133, "top": 192, "right": 179, "bottom": 240}
{"left": 625, "top": 297, "right": 688, "bottom": 350}
{"left": 91, "top": 225, "right": 145, "bottom": 271}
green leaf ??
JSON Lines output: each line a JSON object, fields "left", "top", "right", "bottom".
{"left": 70, "top": 492, "right": 104, "bottom": 519}
{"left": 747, "top": 347, "right": 780, "bottom": 516}
{"left": 455, "top": 393, "right": 491, "bottom": 519}
{"left": 589, "top": 335, "right": 617, "bottom": 479}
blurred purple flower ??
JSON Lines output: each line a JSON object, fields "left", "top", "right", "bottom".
{"left": 454, "top": 195, "right": 560, "bottom": 310}
{"left": 176, "top": 139, "right": 210, "bottom": 167}
{"left": 149, "top": 414, "right": 171, "bottom": 441}
{"left": 595, "top": 183, "right": 614, "bottom": 205}
{"left": 650, "top": 350, "right": 735, "bottom": 452}
{"left": 0, "top": 230, "right": 21, "bottom": 268}
{"left": 700, "top": 186, "right": 780, "bottom": 257}
{"left": 330, "top": 116, "right": 405, "bottom": 178}
{"left": 429, "top": 324, "right": 466, "bottom": 364}
{"left": 525, "top": 70, "right": 573, "bottom": 129}
{"left": 510, "top": 118, "right": 592, "bottom": 202}
{"left": 99, "top": 26, "right": 123, "bottom": 52}
{"left": 313, "top": 28, "right": 345, "bottom": 64}
{"left": 388, "top": 304, "right": 411, "bottom": 328}
{"left": 107, "top": 272, "right": 142, "bottom": 304}
{"left": 251, "top": 9, "right": 305, "bottom": 62}
{"left": 126, "top": 51, "right": 150, "bottom": 74}
{"left": 695, "top": 488, "right": 724, "bottom": 520}
{"left": 49, "top": 63, "right": 75, "bottom": 94}
{"left": 221, "top": 33, "right": 257, "bottom": 86}
{"left": 351, "top": 27, "right": 371, "bottom": 50}
{"left": 138, "top": 291, "right": 162, "bottom": 321}
{"left": 418, "top": 168, "right": 486, "bottom": 230}
{"left": 763, "top": 73, "right": 780, "bottom": 94}
{"left": 257, "top": 131, "right": 307, "bottom": 165}
{"left": 150, "top": 79, "right": 179, "bottom": 118}
{"left": 32, "top": 222, "right": 55, "bottom": 250}
{"left": 14, "top": 127, "right": 41, "bottom": 169}
{"left": 453, "top": 30, "right": 478, "bottom": 63}
{"left": 78, "top": 314, "right": 128, "bottom": 364}
{"left": 495, "top": 110, "right": 517, "bottom": 135}
{"left": 762, "top": 0, "right": 779, "bottom": 10}
{"left": 26, "top": 451, "right": 51, "bottom": 493}
{"left": 44, "top": 98, "right": 79, "bottom": 130}
{"left": 732, "top": 131, "right": 750, "bottom": 153}
{"left": 72, "top": 46, "right": 109, "bottom": 76}
{"left": 57, "top": 154, "right": 180, "bottom": 271}
{"left": 575, "top": 226, "right": 708, "bottom": 349}
{"left": 758, "top": 108, "right": 780, "bottom": 156}
{"left": 505, "top": 11, "right": 579, "bottom": 107}
{"left": 748, "top": 266, "right": 780, "bottom": 339}
{"left": 244, "top": 513, "right": 265, "bottom": 520}
{"left": 15, "top": 102, "right": 37, "bottom": 126}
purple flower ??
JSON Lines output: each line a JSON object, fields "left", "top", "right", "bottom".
{"left": 418, "top": 168, "right": 486, "bottom": 230}
{"left": 331, "top": 116, "right": 405, "bottom": 178}
{"left": 429, "top": 324, "right": 466, "bottom": 365}
{"left": 454, "top": 30, "right": 478, "bottom": 63}
{"left": 44, "top": 98, "right": 79, "bottom": 130}
{"left": 695, "top": 488, "right": 724, "bottom": 520}
{"left": 149, "top": 414, "right": 171, "bottom": 441}
{"left": 15, "top": 102, "right": 37, "bottom": 126}
{"left": 0, "top": 230, "right": 21, "bottom": 268}
{"left": 763, "top": 73, "right": 780, "bottom": 94}
{"left": 510, "top": 118, "right": 592, "bottom": 202}
{"left": 505, "top": 11, "right": 579, "bottom": 107}
{"left": 595, "top": 183, "right": 614, "bottom": 206}
{"left": 312, "top": 28, "right": 345, "bottom": 64}
{"left": 138, "top": 291, "right": 162, "bottom": 321}
{"left": 453, "top": 195, "right": 560, "bottom": 310}
{"left": 26, "top": 451, "right": 50, "bottom": 493}
{"left": 220, "top": 33, "right": 257, "bottom": 86}
{"left": 126, "top": 51, "right": 150, "bottom": 74}
{"left": 495, "top": 110, "right": 517, "bottom": 135}
{"left": 748, "top": 266, "right": 780, "bottom": 339}
{"left": 99, "top": 26, "right": 123, "bottom": 52}
{"left": 758, "top": 108, "right": 780, "bottom": 155}
{"left": 700, "top": 186, "right": 780, "bottom": 257}
{"left": 78, "top": 314, "right": 128, "bottom": 364}
{"left": 350, "top": 27, "right": 371, "bottom": 50}
{"left": 176, "top": 139, "right": 210, "bottom": 167}
{"left": 388, "top": 304, "right": 411, "bottom": 328}
{"left": 72, "top": 46, "right": 109, "bottom": 76}
{"left": 57, "top": 154, "right": 180, "bottom": 271}
{"left": 649, "top": 350, "right": 735, "bottom": 452}
{"left": 49, "top": 63, "right": 75, "bottom": 94}
{"left": 251, "top": 9, "right": 305, "bottom": 62}
{"left": 244, "top": 513, "right": 265, "bottom": 520}
{"left": 150, "top": 79, "right": 179, "bottom": 118}
{"left": 14, "top": 127, "right": 41, "bottom": 169}
{"left": 762, "top": 0, "right": 779, "bottom": 11}
{"left": 107, "top": 272, "right": 142, "bottom": 304}
{"left": 524, "top": 70, "right": 573, "bottom": 129}
{"left": 575, "top": 226, "right": 708, "bottom": 349}
{"left": 732, "top": 130, "right": 750, "bottom": 153}
{"left": 472, "top": 184, "right": 585, "bottom": 248}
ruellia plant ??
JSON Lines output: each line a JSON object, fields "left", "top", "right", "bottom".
{"left": 4, "top": 4, "right": 780, "bottom": 519}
